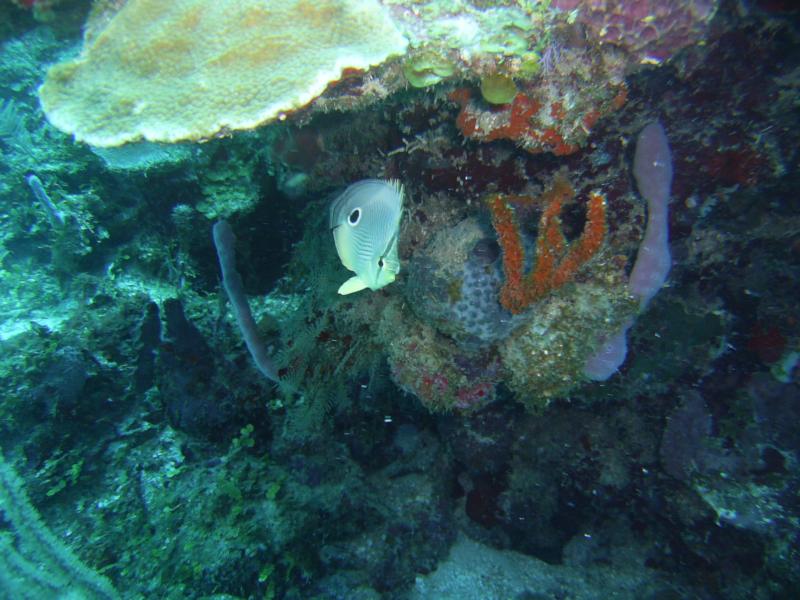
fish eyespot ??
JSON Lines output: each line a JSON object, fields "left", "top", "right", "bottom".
{"left": 348, "top": 208, "right": 361, "bottom": 226}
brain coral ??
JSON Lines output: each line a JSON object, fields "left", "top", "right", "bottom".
{"left": 39, "top": 0, "right": 408, "bottom": 147}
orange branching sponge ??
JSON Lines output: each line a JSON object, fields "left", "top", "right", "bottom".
{"left": 552, "top": 191, "right": 607, "bottom": 288}
{"left": 486, "top": 194, "right": 526, "bottom": 311}
{"left": 488, "top": 177, "right": 607, "bottom": 314}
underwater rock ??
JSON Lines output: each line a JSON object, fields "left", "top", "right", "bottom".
{"left": 380, "top": 298, "right": 501, "bottom": 414}
{"left": 133, "top": 301, "right": 160, "bottom": 393}
{"left": 410, "top": 534, "right": 675, "bottom": 599}
{"left": 158, "top": 299, "right": 236, "bottom": 439}
{"left": 498, "top": 277, "right": 636, "bottom": 408}
{"left": 34, "top": 345, "right": 89, "bottom": 416}
{"left": 451, "top": 51, "right": 628, "bottom": 156}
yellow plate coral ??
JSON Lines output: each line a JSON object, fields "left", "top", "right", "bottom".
{"left": 39, "top": 0, "right": 408, "bottom": 147}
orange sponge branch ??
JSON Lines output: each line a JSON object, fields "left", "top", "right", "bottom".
{"left": 487, "top": 194, "right": 526, "bottom": 312}
{"left": 488, "top": 178, "right": 607, "bottom": 314}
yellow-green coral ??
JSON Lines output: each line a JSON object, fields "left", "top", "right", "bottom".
{"left": 519, "top": 51, "right": 542, "bottom": 77}
{"left": 480, "top": 73, "right": 518, "bottom": 105}
{"left": 39, "top": 0, "right": 408, "bottom": 147}
{"left": 402, "top": 52, "right": 456, "bottom": 88}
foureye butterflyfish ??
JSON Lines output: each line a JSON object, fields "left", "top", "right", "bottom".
{"left": 330, "top": 179, "right": 404, "bottom": 295}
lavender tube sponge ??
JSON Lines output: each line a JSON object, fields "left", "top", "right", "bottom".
{"left": 629, "top": 121, "right": 672, "bottom": 308}
{"left": 583, "top": 122, "right": 673, "bottom": 381}
{"left": 582, "top": 320, "right": 632, "bottom": 382}
{"left": 212, "top": 220, "right": 278, "bottom": 382}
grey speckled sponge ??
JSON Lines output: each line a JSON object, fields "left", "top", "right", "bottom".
{"left": 405, "top": 218, "right": 522, "bottom": 349}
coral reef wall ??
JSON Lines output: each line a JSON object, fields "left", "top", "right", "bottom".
{"left": 1, "top": 1, "right": 799, "bottom": 599}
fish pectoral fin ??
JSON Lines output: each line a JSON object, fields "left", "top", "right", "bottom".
{"left": 338, "top": 276, "right": 369, "bottom": 295}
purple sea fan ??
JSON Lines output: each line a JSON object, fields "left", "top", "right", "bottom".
{"left": 660, "top": 392, "right": 740, "bottom": 482}
{"left": 660, "top": 392, "right": 713, "bottom": 481}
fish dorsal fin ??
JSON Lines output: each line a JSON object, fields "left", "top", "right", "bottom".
{"left": 386, "top": 179, "right": 404, "bottom": 202}
{"left": 338, "top": 275, "right": 369, "bottom": 295}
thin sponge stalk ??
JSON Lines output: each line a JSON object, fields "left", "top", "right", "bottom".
{"left": 212, "top": 220, "right": 278, "bottom": 382}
